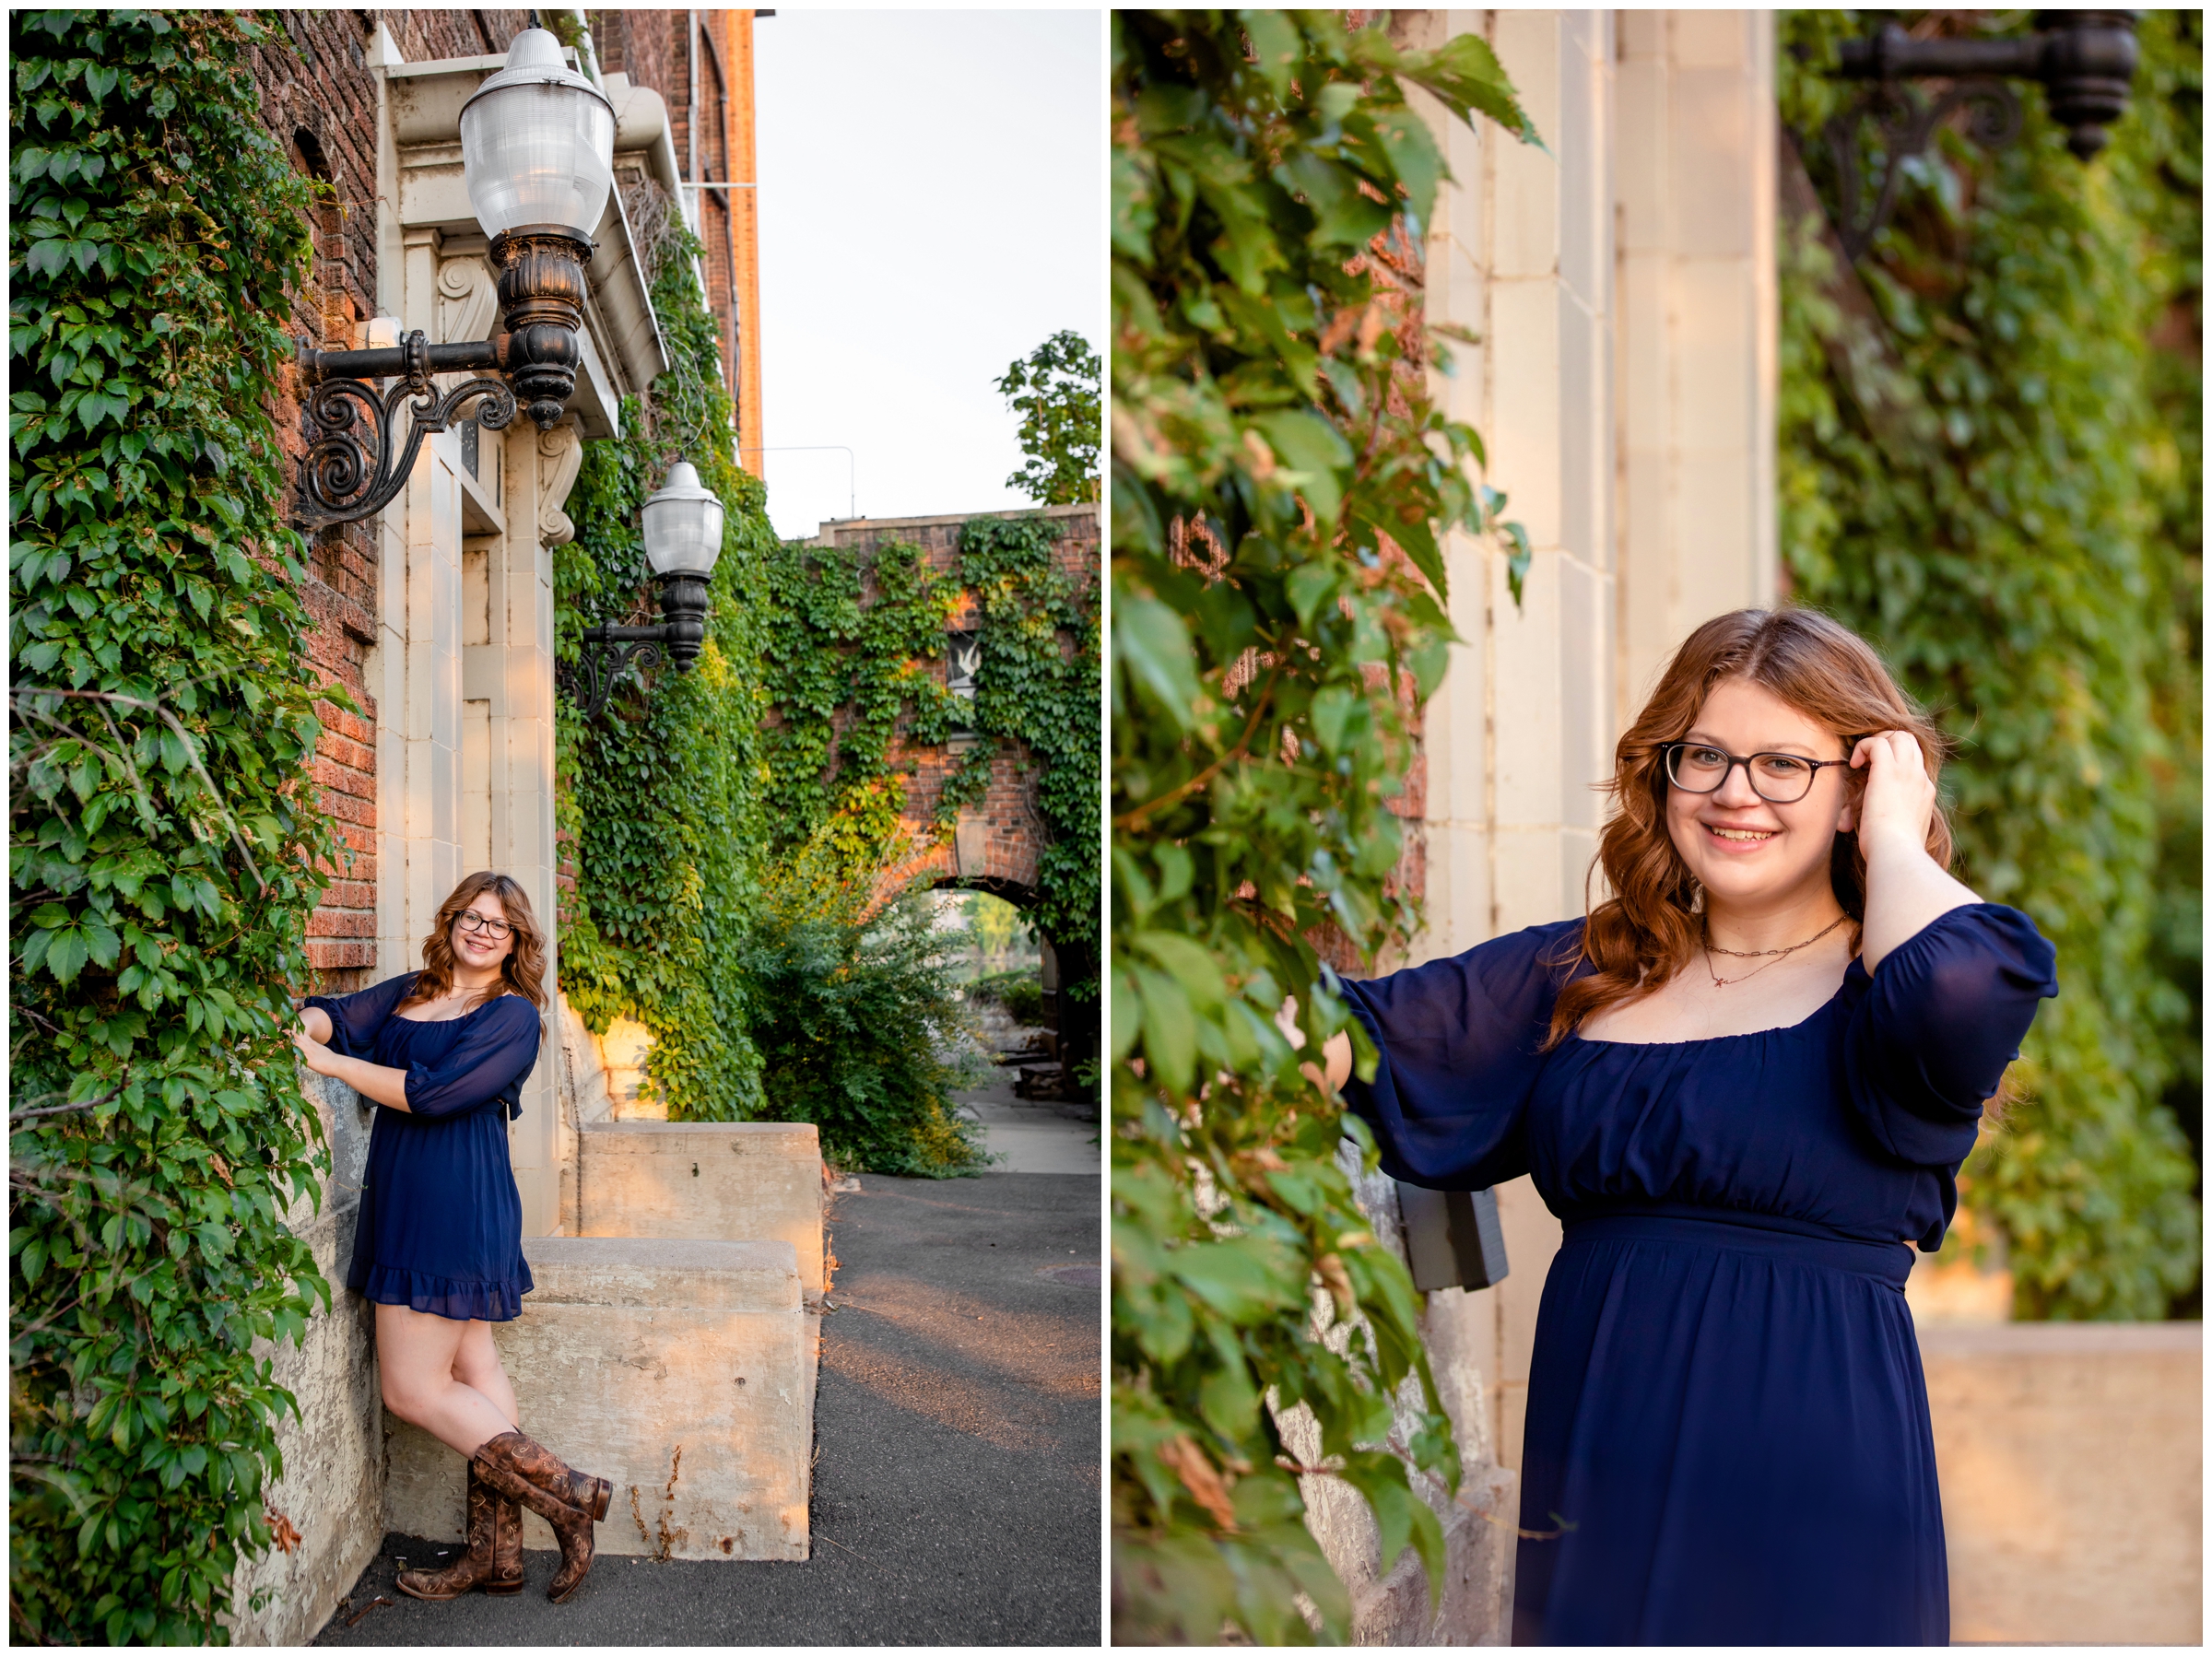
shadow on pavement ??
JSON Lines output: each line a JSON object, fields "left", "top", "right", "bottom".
{"left": 313, "top": 1172, "right": 1100, "bottom": 1646}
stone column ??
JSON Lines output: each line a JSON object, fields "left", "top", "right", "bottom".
{"left": 1407, "top": 7, "right": 1617, "bottom": 1501}
{"left": 1614, "top": 9, "right": 1779, "bottom": 714}
{"left": 478, "top": 417, "right": 572, "bottom": 1238}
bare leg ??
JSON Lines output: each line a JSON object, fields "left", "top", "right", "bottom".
{"left": 452, "top": 1318, "right": 520, "bottom": 1430}
{"left": 376, "top": 1303, "right": 515, "bottom": 1458}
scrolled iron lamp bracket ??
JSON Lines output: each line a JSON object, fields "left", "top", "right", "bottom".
{"left": 290, "top": 28, "right": 612, "bottom": 528}
{"left": 1818, "top": 10, "right": 2141, "bottom": 263}
{"left": 556, "top": 464, "right": 724, "bottom": 721}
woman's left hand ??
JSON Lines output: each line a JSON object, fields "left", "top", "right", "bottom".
{"left": 291, "top": 1025, "right": 336, "bottom": 1076}
{"left": 1850, "top": 730, "right": 1937, "bottom": 858}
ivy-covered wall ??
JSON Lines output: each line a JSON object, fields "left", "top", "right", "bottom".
{"left": 9, "top": 11, "right": 341, "bottom": 1641}
{"left": 557, "top": 204, "right": 1102, "bottom": 1129}
{"left": 1777, "top": 10, "right": 2202, "bottom": 1319}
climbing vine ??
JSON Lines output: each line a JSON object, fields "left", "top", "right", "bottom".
{"left": 1778, "top": 10, "right": 2201, "bottom": 1318}
{"left": 556, "top": 197, "right": 1101, "bottom": 1144}
{"left": 555, "top": 200, "right": 775, "bottom": 1122}
{"left": 752, "top": 515, "right": 1100, "bottom": 990}
{"left": 1111, "top": 13, "right": 1535, "bottom": 1642}
{"left": 8, "top": 10, "right": 340, "bottom": 1642}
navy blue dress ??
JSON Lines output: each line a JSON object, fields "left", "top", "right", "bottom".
{"left": 1339, "top": 904, "right": 2056, "bottom": 1645}
{"left": 307, "top": 973, "right": 543, "bottom": 1322}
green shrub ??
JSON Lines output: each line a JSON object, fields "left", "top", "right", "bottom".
{"left": 741, "top": 850, "right": 989, "bottom": 1178}
{"left": 969, "top": 969, "right": 1046, "bottom": 1027}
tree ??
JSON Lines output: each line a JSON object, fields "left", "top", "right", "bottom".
{"left": 996, "top": 328, "right": 1100, "bottom": 505}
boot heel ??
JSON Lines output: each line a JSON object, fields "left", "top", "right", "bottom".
{"left": 586, "top": 1476, "right": 611, "bottom": 1522}
{"left": 485, "top": 1579, "right": 524, "bottom": 1598}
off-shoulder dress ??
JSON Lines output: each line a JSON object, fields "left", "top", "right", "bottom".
{"left": 305, "top": 973, "right": 544, "bottom": 1322}
{"left": 1338, "top": 903, "right": 2057, "bottom": 1645}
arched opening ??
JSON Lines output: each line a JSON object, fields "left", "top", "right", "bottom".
{"left": 926, "top": 875, "right": 1091, "bottom": 1102}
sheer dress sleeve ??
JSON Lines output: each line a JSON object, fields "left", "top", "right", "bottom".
{"left": 1841, "top": 903, "right": 2058, "bottom": 1169}
{"left": 404, "top": 994, "right": 544, "bottom": 1121}
{"left": 1338, "top": 918, "right": 1585, "bottom": 1191}
{"left": 304, "top": 973, "right": 418, "bottom": 1061}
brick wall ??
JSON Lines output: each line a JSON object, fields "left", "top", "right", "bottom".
{"left": 248, "top": 10, "right": 530, "bottom": 989}
{"left": 805, "top": 506, "right": 1100, "bottom": 911}
{"left": 591, "top": 11, "right": 750, "bottom": 406}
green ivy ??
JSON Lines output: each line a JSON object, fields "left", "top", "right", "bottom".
{"left": 1777, "top": 10, "right": 2201, "bottom": 1318}
{"left": 8, "top": 10, "right": 341, "bottom": 1642}
{"left": 555, "top": 206, "right": 775, "bottom": 1123}
{"left": 1111, "top": 13, "right": 1534, "bottom": 1642}
{"left": 752, "top": 513, "right": 1102, "bottom": 1003}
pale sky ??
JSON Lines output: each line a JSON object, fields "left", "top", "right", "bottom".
{"left": 751, "top": 9, "right": 1104, "bottom": 540}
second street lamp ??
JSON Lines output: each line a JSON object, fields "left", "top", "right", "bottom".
{"left": 560, "top": 463, "right": 727, "bottom": 719}
{"left": 293, "top": 29, "right": 617, "bottom": 528}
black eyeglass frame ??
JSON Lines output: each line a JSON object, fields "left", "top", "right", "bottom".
{"left": 454, "top": 911, "right": 514, "bottom": 940}
{"left": 1658, "top": 741, "right": 1857, "bottom": 805}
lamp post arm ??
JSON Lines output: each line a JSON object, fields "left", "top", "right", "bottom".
{"left": 1837, "top": 26, "right": 2044, "bottom": 82}
{"left": 300, "top": 335, "right": 502, "bottom": 383}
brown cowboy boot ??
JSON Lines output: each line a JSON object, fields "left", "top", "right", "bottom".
{"left": 471, "top": 1430, "right": 612, "bottom": 1604}
{"left": 396, "top": 1462, "right": 517, "bottom": 1601}
{"left": 488, "top": 1483, "right": 524, "bottom": 1596}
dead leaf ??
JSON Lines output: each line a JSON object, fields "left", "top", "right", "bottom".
{"left": 1158, "top": 1434, "right": 1238, "bottom": 1531}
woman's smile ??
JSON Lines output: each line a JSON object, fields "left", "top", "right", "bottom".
{"left": 1700, "top": 818, "right": 1781, "bottom": 851}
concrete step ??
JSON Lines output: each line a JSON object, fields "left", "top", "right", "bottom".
{"left": 382, "top": 1236, "right": 813, "bottom": 1562}
{"left": 577, "top": 1119, "right": 826, "bottom": 1298}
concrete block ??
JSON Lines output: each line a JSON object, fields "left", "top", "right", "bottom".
{"left": 229, "top": 1078, "right": 382, "bottom": 1646}
{"left": 579, "top": 1120, "right": 826, "bottom": 1298}
{"left": 1488, "top": 1176, "right": 1562, "bottom": 1473}
{"left": 1350, "top": 1462, "right": 1518, "bottom": 1645}
{"left": 1923, "top": 1322, "right": 2200, "bottom": 1645}
{"left": 383, "top": 1237, "right": 811, "bottom": 1562}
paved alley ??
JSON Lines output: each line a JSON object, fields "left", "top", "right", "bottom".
{"left": 313, "top": 1171, "right": 1100, "bottom": 1645}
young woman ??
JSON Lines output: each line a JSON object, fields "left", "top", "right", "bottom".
{"left": 1322, "top": 609, "right": 2057, "bottom": 1645}
{"left": 293, "top": 872, "right": 612, "bottom": 1606}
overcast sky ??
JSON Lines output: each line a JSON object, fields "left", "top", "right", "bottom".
{"left": 751, "top": 10, "right": 1103, "bottom": 540}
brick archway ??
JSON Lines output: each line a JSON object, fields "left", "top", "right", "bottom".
{"left": 807, "top": 502, "right": 1100, "bottom": 1080}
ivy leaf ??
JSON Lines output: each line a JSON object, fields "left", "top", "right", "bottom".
{"left": 1113, "top": 593, "right": 1202, "bottom": 732}
{"left": 43, "top": 927, "right": 90, "bottom": 986}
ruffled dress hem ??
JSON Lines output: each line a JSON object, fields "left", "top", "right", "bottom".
{"left": 349, "top": 1261, "right": 533, "bottom": 1322}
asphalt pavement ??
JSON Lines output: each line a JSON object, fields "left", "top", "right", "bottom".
{"left": 313, "top": 1167, "right": 1101, "bottom": 1645}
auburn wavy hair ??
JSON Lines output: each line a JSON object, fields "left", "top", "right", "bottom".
{"left": 397, "top": 872, "right": 549, "bottom": 1012}
{"left": 1545, "top": 608, "right": 1953, "bottom": 1049}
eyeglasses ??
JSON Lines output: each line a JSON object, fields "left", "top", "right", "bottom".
{"left": 455, "top": 910, "right": 514, "bottom": 941}
{"left": 1660, "top": 742, "right": 1853, "bottom": 805}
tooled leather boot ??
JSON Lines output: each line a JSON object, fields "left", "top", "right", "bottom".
{"left": 396, "top": 1462, "right": 523, "bottom": 1600}
{"left": 471, "top": 1429, "right": 613, "bottom": 1604}
{"left": 489, "top": 1483, "right": 524, "bottom": 1596}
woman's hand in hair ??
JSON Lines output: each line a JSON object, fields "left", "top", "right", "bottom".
{"left": 1853, "top": 730, "right": 1981, "bottom": 974}
{"left": 1848, "top": 730, "right": 1938, "bottom": 854}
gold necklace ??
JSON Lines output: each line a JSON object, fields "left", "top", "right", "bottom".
{"left": 1700, "top": 912, "right": 1850, "bottom": 988}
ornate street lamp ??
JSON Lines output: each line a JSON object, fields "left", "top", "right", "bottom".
{"left": 293, "top": 29, "right": 616, "bottom": 528}
{"left": 559, "top": 463, "right": 726, "bottom": 719}
{"left": 1818, "top": 11, "right": 2141, "bottom": 263}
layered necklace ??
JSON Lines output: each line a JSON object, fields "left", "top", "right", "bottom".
{"left": 1700, "top": 911, "right": 1851, "bottom": 989}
